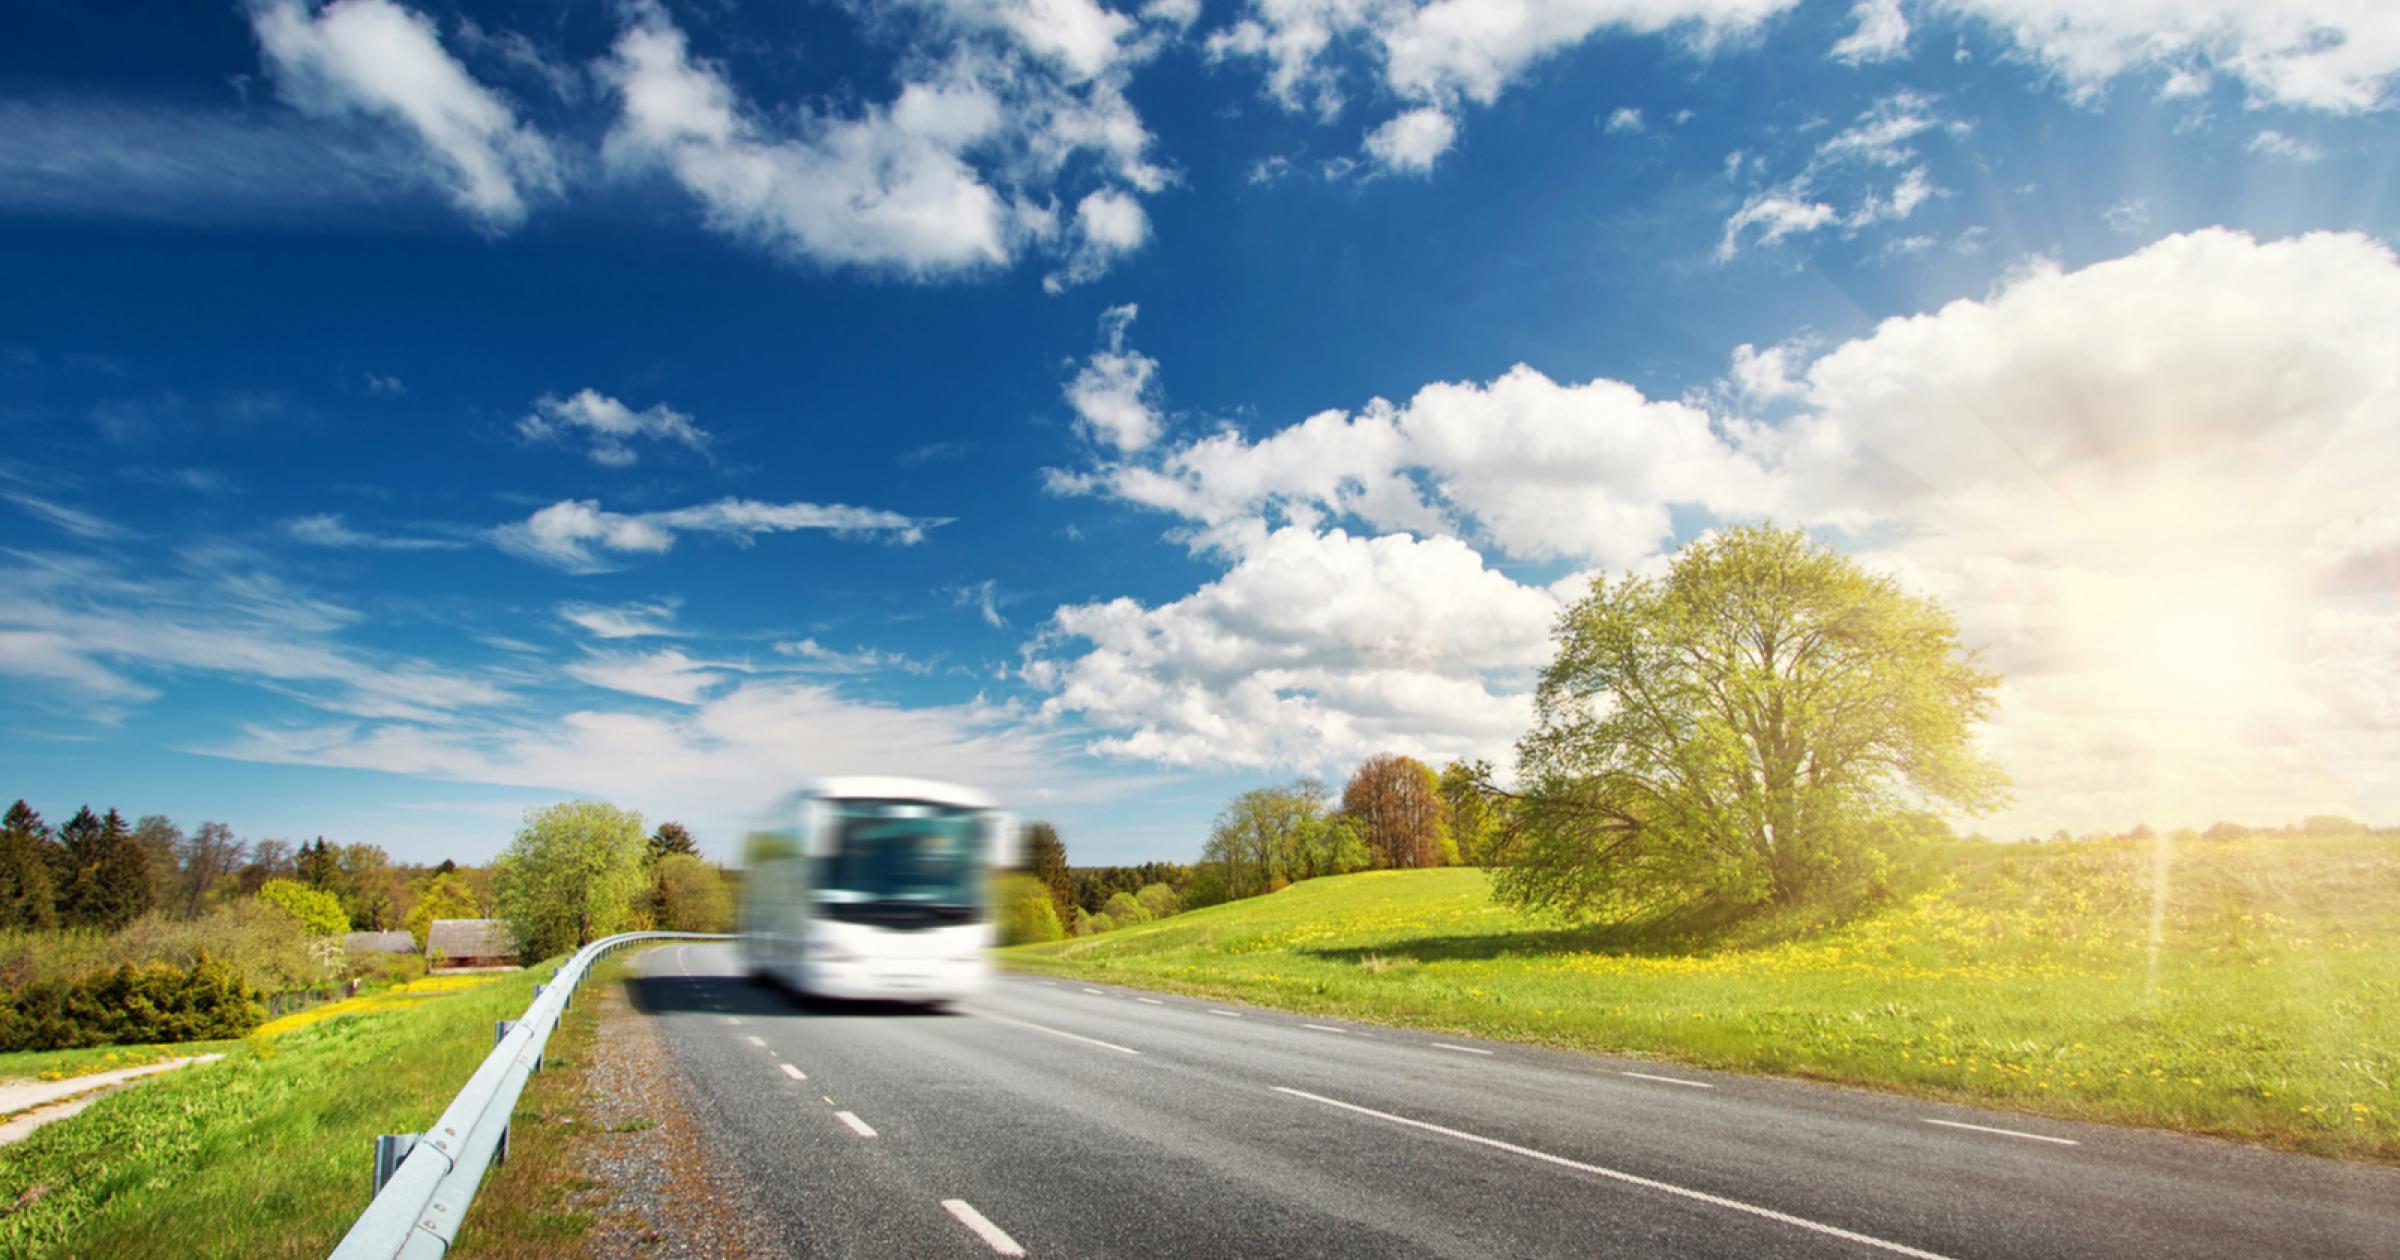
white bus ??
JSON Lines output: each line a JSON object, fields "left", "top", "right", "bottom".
{"left": 739, "top": 777, "right": 1014, "bottom": 1004}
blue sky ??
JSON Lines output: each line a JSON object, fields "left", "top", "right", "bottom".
{"left": 4, "top": 0, "right": 2397, "bottom": 865}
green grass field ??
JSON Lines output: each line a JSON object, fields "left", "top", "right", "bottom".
{"left": 1003, "top": 834, "right": 2400, "bottom": 1163}
{"left": 0, "top": 961, "right": 563, "bottom": 1259}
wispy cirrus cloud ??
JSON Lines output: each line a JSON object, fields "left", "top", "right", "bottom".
{"left": 492, "top": 497, "right": 948, "bottom": 573}
{"left": 283, "top": 512, "right": 468, "bottom": 551}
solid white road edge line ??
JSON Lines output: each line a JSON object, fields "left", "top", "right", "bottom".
{"left": 1920, "top": 1118, "right": 2079, "bottom": 1146}
{"left": 1274, "top": 1087, "right": 1959, "bottom": 1260}
{"left": 780, "top": 1063, "right": 807, "bottom": 1081}
{"left": 943, "top": 1199, "right": 1028, "bottom": 1257}
{"left": 1432, "top": 1043, "right": 1494, "bottom": 1056}
{"left": 1621, "top": 1071, "right": 1713, "bottom": 1089}
{"left": 836, "top": 1110, "right": 877, "bottom": 1137}
{"left": 965, "top": 1009, "right": 1142, "bottom": 1056}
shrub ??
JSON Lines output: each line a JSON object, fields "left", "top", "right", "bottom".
{"left": 993, "top": 874, "right": 1065, "bottom": 945}
{"left": 0, "top": 952, "right": 264, "bottom": 1051}
{"left": 1134, "top": 882, "right": 1180, "bottom": 919}
{"left": 653, "top": 854, "right": 734, "bottom": 932}
{"left": 1103, "top": 890, "right": 1148, "bottom": 926}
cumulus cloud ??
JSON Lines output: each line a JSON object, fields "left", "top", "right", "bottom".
{"left": 246, "top": 0, "right": 559, "bottom": 229}
{"left": 1026, "top": 523, "right": 1567, "bottom": 769}
{"left": 493, "top": 496, "right": 943, "bottom": 573}
{"left": 1208, "top": 0, "right": 1799, "bottom": 155}
{"left": 1603, "top": 106, "right": 1645, "bottom": 133}
{"left": 1830, "top": 0, "right": 1909, "bottom": 63}
{"left": 599, "top": 1, "right": 1168, "bottom": 283}
{"left": 1362, "top": 106, "right": 1458, "bottom": 173}
{"left": 2247, "top": 128, "right": 2325, "bottom": 162}
{"left": 1044, "top": 187, "right": 1152, "bottom": 291}
{"left": 1937, "top": 0, "right": 2400, "bottom": 112}
{"left": 518, "top": 388, "right": 711, "bottom": 466}
{"left": 1065, "top": 304, "right": 1163, "bottom": 452}
{"left": 1037, "top": 228, "right": 2400, "bottom": 834}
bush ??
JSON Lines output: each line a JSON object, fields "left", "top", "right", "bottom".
{"left": 653, "top": 855, "right": 734, "bottom": 932}
{"left": 0, "top": 952, "right": 264, "bottom": 1051}
{"left": 1134, "top": 882, "right": 1180, "bottom": 919}
{"left": 0, "top": 902, "right": 322, "bottom": 997}
{"left": 993, "top": 874, "right": 1065, "bottom": 945}
{"left": 1102, "top": 890, "right": 1148, "bottom": 926}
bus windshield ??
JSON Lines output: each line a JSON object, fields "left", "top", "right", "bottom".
{"left": 816, "top": 802, "right": 983, "bottom": 906}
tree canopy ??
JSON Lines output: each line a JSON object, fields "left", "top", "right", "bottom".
{"left": 1500, "top": 525, "right": 2005, "bottom": 918}
{"left": 1340, "top": 754, "right": 1449, "bottom": 869}
{"left": 257, "top": 878, "right": 349, "bottom": 937}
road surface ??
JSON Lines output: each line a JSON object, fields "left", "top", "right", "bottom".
{"left": 626, "top": 943, "right": 2397, "bottom": 1260}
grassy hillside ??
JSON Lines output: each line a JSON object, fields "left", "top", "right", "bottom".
{"left": 0, "top": 965, "right": 546, "bottom": 1258}
{"left": 1003, "top": 834, "right": 2400, "bottom": 1163}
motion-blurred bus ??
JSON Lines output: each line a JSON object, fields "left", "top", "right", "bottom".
{"left": 739, "top": 777, "right": 1014, "bottom": 1004}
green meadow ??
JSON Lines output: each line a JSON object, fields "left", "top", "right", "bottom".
{"left": 0, "top": 961, "right": 558, "bottom": 1258}
{"left": 1003, "top": 833, "right": 2400, "bottom": 1163}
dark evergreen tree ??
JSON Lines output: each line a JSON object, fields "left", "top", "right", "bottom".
{"left": 0, "top": 801, "right": 58, "bottom": 930}
{"left": 54, "top": 806, "right": 104, "bottom": 926}
{"left": 77, "top": 809, "right": 154, "bottom": 930}
{"left": 1022, "top": 822, "right": 1071, "bottom": 919}
{"left": 648, "top": 821, "right": 699, "bottom": 862}
{"left": 296, "top": 837, "right": 340, "bottom": 890}
{"left": 132, "top": 814, "right": 183, "bottom": 917}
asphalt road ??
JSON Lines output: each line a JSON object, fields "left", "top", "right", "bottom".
{"left": 627, "top": 943, "right": 2398, "bottom": 1260}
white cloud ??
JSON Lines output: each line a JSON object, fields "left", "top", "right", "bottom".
{"left": 566, "top": 647, "right": 727, "bottom": 704}
{"left": 246, "top": 0, "right": 559, "bottom": 229}
{"left": 1062, "top": 362, "right": 1776, "bottom": 568}
{"left": 493, "top": 496, "right": 942, "bottom": 573}
{"left": 1208, "top": 0, "right": 1800, "bottom": 152}
{"left": 559, "top": 599, "right": 683, "bottom": 639}
{"left": 364, "top": 372, "right": 407, "bottom": 396}
{"left": 1773, "top": 228, "right": 2400, "bottom": 833}
{"left": 1362, "top": 106, "right": 1458, "bottom": 173}
{"left": 952, "top": 579, "right": 1011, "bottom": 628}
{"left": 600, "top": 2, "right": 1166, "bottom": 284}
{"left": 1065, "top": 304, "right": 1163, "bottom": 452}
{"left": 0, "top": 548, "right": 507, "bottom": 722}
{"left": 1720, "top": 91, "right": 1951, "bottom": 257}
{"left": 1044, "top": 187, "right": 1152, "bottom": 291}
{"left": 3, "top": 489, "right": 133, "bottom": 541}
{"left": 2104, "top": 197, "right": 2151, "bottom": 234}
{"left": 1831, "top": 0, "right": 1909, "bottom": 63}
{"left": 2247, "top": 128, "right": 2325, "bottom": 161}
{"left": 1040, "top": 227, "right": 2400, "bottom": 833}
{"left": 518, "top": 388, "right": 712, "bottom": 466}
{"left": 1027, "top": 523, "right": 1565, "bottom": 769}
{"left": 206, "top": 676, "right": 1117, "bottom": 842}
{"left": 1604, "top": 106, "right": 1645, "bottom": 133}
{"left": 283, "top": 512, "right": 465, "bottom": 551}
{"left": 777, "top": 638, "right": 922, "bottom": 673}
{"left": 1937, "top": 0, "right": 2400, "bottom": 113}
{"left": 1719, "top": 188, "right": 1839, "bottom": 257}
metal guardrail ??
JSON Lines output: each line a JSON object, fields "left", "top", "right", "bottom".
{"left": 328, "top": 930, "right": 733, "bottom": 1259}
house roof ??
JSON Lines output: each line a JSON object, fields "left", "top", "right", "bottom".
{"left": 344, "top": 930, "right": 418, "bottom": 955}
{"left": 426, "top": 918, "right": 518, "bottom": 961}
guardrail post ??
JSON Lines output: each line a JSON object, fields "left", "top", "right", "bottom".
{"left": 372, "top": 1133, "right": 419, "bottom": 1199}
{"left": 495, "top": 1019, "right": 516, "bottom": 1046}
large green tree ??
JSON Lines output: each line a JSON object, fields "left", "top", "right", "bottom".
{"left": 1203, "top": 779, "right": 1328, "bottom": 897}
{"left": 1502, "top": 525, "right": 2005, "bottom": 917}
{"left": 493, "top": 801, "right": 650, "bottom": 959}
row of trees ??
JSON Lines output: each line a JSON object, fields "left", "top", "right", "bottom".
{"left": 0, "top": 800, "right": 494, "bottom": 937}
{"left": 1192, "top": 753, "right": 1518, "bottom": 906}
